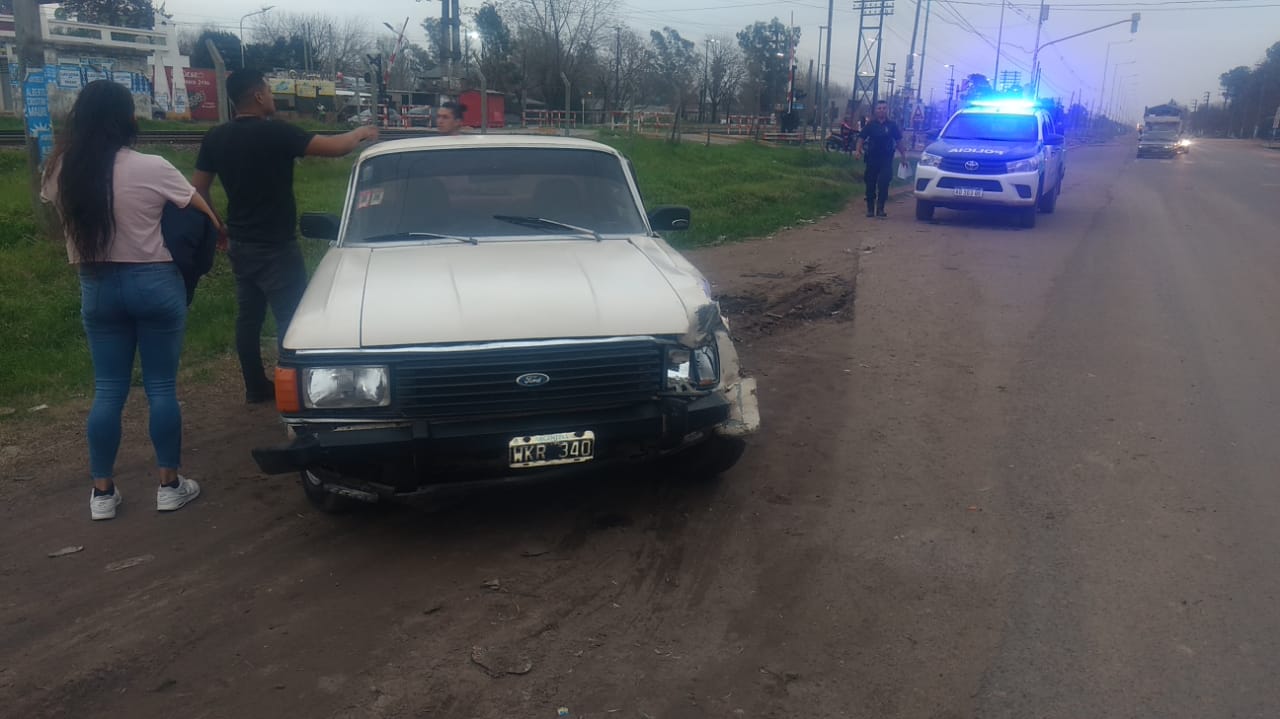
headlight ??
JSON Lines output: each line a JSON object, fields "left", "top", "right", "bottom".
{"left": 303, "top": 366, "right": 390, "bottom": 409}
{"left": 918, "top": 152, "right": 942, "bottom": 167}
{"left": 666, "top": 344, "right": 720, "bottom": 390}
{"left": 1006, "top": 157, "right": 1041, "bottom": 173}
{"left": 1178, "top": 139, "right": 1191, "bottom": 147}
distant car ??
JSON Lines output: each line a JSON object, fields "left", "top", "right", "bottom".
{"left": 1137, "top": 131, "right": 1181, "bottom": 158}
{"left": 406, "top": 106, "right": 434, "bottom": 128}
{"left": 251, "top": 136, "right": 760, "bottom": 512}
{"left": 913, "top": 99, "right": 1067, "bottom": 229}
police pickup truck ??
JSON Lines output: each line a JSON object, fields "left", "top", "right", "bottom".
{"left": 913, "top": 100, "right": 1067, "bottom": 228}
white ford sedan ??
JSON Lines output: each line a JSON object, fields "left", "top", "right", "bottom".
{"left": 252, "top": 136, "right": 760, "bottom": 511}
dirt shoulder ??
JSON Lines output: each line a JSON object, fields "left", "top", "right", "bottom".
{"left": 0, "top": 182, "right": 1005, "bottom": 718}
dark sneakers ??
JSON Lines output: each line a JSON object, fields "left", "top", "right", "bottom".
{"left": 876, "top": 208, "right": 888, "bottom": 218}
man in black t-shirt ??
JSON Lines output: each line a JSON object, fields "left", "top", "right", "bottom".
{"left": 194, "top": 69, "right": 377, "bottom": 403}
{"left": 856, "top": 100, "right": 908, "bottom": 218}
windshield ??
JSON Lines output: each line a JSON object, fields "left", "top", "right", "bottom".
{"left": 342, "top": 147, "right": 648, "bottom": 243}
{"left": 1144, "top": 132, "right": 1177, "bottom": 141}
{"left": 942, "top": 113, "right": 1039, "bottom": 143}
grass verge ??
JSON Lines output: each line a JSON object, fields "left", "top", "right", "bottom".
{"left": 0, "top": 135, "right": 864, "bottom": 413}
{"left": 599, "top": 133, "right": 864, "bottom": 247}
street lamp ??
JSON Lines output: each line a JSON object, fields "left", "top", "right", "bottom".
{"left": 1112, "top": 72, "right": 1138, "bottom": 124}
{"left": 1098, "top": 38, "right": 1132, "bottom": 123}
{"left": 239, "top": 6, "right": 275, "bottom": 70}
{"left": 1108, "top": 60, "right": 1137, "bottom": 120}
{"left": 943, "top": 63, "right": 957, "bottom": 117}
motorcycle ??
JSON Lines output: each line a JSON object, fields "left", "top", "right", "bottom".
{"left": 825, "top": 126, "right": 856, "bottom": 155}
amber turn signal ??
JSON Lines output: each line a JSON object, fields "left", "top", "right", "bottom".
{"left": 274, "top": 367, "right": 301, "bottom": 413}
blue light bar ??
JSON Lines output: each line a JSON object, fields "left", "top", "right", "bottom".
{"left": 967, "top": 98, "right": 1038, "bottom": 112}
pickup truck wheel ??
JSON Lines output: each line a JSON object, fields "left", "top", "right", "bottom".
{"left": 1038, "top": 181, "right": 1059, "bottom": 214}
{"left": 681, "top": 436, "right": 747, "bottom": 478}
{"left": 915, "top": 199, "right": 935, "bottom": 222}
{"left": 1018, "top": 206, "right": 1038, "bottom": 229}
{"left": 300, "top": 468, "right": 362, "bottom": 514}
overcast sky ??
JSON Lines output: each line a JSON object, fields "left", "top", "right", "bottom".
{"left": 163, "top": 0, "right": 1280, "bottom": 121}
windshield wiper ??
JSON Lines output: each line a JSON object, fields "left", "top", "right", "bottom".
{"left": 358, "top": 231, "right": 478, "bottom": 245}
{"left": 493, "top": 215, "right": 603, "bottom": 241}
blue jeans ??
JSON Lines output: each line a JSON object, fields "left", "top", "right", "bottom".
{"left": 79, "top": 263, "right": 187, "bottom": 480}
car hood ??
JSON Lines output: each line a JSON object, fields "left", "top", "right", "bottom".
{"left": 284, "top": 239, "right": 702, "bottom": 350}
{"left": 926, "top": 139, "right": 1041, "bottom": 161}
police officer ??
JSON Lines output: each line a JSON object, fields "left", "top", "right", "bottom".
{"left": 855, "top": 100, "right": 909, "bottom": 218}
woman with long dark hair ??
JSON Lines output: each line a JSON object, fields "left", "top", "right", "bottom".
{"left": 41, "top": 80, "right": 222, "bottom": 520}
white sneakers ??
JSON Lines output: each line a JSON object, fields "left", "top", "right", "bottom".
{"left": 89, "top": 476, "right": 202, "bottom": 520}
{"left": 156, "top": 476, "right": 201, "bottom": 512}
{"left": 90, "top": 488, "right": 123, "bottom": 521}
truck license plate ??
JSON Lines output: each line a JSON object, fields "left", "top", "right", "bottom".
{"left": 952, "top": 187, "right": 984, "bottom": 198}
{"left": 509, "top": 431, "right": 596, "bottom": 468}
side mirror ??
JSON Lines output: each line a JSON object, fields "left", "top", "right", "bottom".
{"left": 1045, "top": 133, "right": 1065, "bottom": 146}
{"left": 299, "top": 212, "right": 340, "bottom": 241}
{"left": 648, "top": 205, "right": 692, "bottom": 232}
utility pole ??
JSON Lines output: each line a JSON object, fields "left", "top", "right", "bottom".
{"left": 904, "top": 0, "right": 924, "bottom": 111}
{"left": 561, "top": 71, "right": 570, "bottom": 136}
{"left": 206, "top": 39, "right": 230, "bottom": 123}
{"left": 14, "top": 0, "right": 52, "bottom": 232}
{"left": 822, "top": 0, "right": 834, "bottom": 133}
{"left": 614, "top": 26, "right": 621, "bottom": 119}
{"left": 816, "top": 25, "right": 825, "bottom": 129}
{"left": 854, "top": 1, "right": 893, "bottom": 119}
{"left": 700, "top": 37, "right": 710, "bottom": 124}
{"left": 917, "top": 0, "right": 932, "bottom": 104}
{"left": 993, "top": 0, "right": 1007, "bottom": 82}
{"left": 1030, "top": 0, "right": 1048, "bottom": 96}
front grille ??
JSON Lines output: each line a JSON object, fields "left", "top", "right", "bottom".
{"left": 939, "top": 157, "right": 1007, "bottom": 175}
{"left": 937, "top": 178, "right": 1002, "bottom": 192}
{"left": 393, "top": 341, "right": 664, "bottom": 419}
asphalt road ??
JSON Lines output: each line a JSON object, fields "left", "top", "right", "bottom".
{"left": 2, "top": 140, "right": 1279, "bottom": 718}
{"left": 891, "top": 139, "right": 1280, "bottom": 718}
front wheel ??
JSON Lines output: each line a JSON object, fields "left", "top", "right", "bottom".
{"left": 915, "top": 199, "right": 935, "bottom": 222}
{"left": 1038, "top": 181, "right": 1060, "bottom": 214}
{"left": 679, "top": 436, "right": 747, "bottom": 479}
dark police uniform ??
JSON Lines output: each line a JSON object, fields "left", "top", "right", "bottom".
{"left": 859, "top": 118, "right": 903, "bottom": 215}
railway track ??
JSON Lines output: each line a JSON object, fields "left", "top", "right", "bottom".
{"left": 0, "top": 127, "right": 440, "bottom": 147}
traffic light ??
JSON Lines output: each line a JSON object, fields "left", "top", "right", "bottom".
{"left": 1130, "top": 12, "right": 1140, "bottom": 33}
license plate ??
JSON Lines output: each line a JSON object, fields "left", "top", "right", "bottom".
{"left": 952, "top": 187, "right": 984, "bottom": 198}
{"left": 509, "top": 431, "right": 596, "bottom": 468}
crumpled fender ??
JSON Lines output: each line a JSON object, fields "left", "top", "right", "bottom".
{"left": 682, "top": 304, "right": 760, "bottom": 437}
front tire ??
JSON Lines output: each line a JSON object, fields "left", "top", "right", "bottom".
{"left": 915, "top": 199, "right": 936, "bottom": 222}
{"left": 680, "top": 436, "right": 747, "bottom": 479}
{"left": 1038, "top": 181, "right": 1059, "bottom": 214}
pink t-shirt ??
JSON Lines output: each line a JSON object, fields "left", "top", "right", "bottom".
{"left": 41, "top": 148, "right": 196, "bottom": 264}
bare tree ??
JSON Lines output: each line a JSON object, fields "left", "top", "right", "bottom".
{"left": 649, "top": 27, "right": 697, "bottom": 141}
{"left": 504, "top": 0, "right": 618, "bottom": 110}
{"left": 596, "top": 26, "right": 650, "bottom": 114}
{"left": 706, "top": 34, "right": 745, "bottom": 123}
{"left": 251, "top": 12, "right": 371, "bottom": 76}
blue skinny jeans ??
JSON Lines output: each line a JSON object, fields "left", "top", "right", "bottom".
{"left": 79, "top": 262, "right": 187, "bottom": 480}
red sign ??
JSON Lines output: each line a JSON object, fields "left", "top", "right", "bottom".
{"left": 166, "top": 67, "right": 221, "bottom": 121}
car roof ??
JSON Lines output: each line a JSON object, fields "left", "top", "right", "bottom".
{"left": 357, "top": 135, "right": 627, "bottom": 162}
